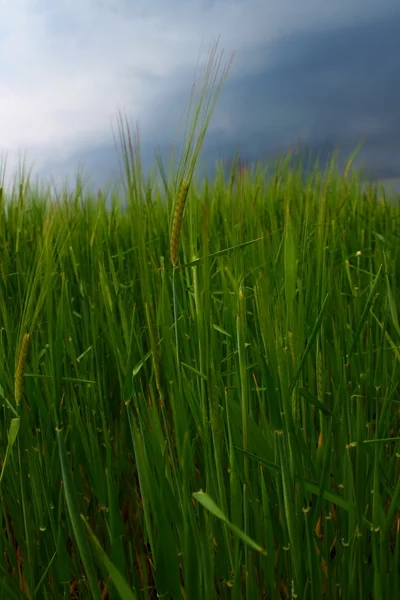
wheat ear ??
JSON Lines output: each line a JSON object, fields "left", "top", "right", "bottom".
{"left": 15, "top": 333, "right": 30, "bottom": 407}
{"left": 170, "top": 179, "right": 190, "bottom": 266}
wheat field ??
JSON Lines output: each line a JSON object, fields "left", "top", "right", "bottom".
{"left": 0, "top": 44, "right": 399, "bottom": 600}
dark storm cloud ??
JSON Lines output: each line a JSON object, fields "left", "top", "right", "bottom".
{"left": 39, "top": 7, "right": 400, "bottom": 189}
{"left": 207, "top": 9, "right": 400, "bottom": 177}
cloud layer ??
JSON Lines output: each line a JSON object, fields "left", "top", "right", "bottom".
{"left": 0, "top": 0, "right": 399, "bottom": 188}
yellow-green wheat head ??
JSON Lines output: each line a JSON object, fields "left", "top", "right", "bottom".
{"left": 170, "top": 179, "right": 190, "bottom": 266}
{"left": 15, "top": 333, "right": 30, "bottom": 407}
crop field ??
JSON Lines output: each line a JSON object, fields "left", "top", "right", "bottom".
{"left": 0, "top": 47, "right": 399, "bottom": 599}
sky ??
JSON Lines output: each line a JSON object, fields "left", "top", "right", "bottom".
{"left": 0, "top": 0, "right": 399, "bottom": 192}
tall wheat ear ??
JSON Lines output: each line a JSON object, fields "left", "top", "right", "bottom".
{"left": 170, "top": 179, "right": 190, "bottom": 266}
